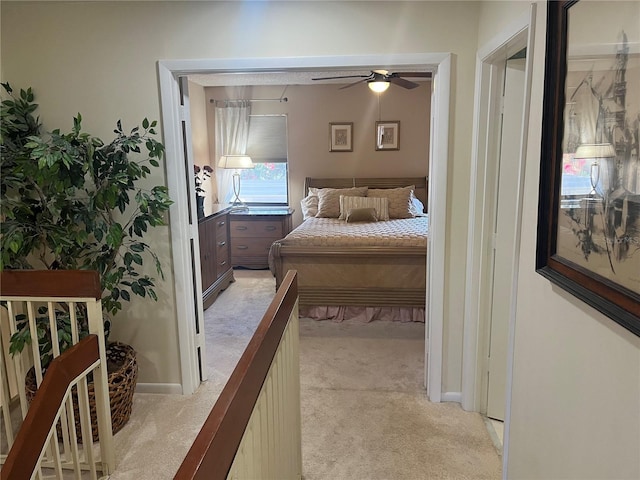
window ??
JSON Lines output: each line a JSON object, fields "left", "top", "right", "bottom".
{"left": 241, "top": 115, "right": 288, "bottom": 205}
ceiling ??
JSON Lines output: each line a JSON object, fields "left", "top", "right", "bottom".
{"left": 188, "top": 69, "right": 432, "bottom": 87}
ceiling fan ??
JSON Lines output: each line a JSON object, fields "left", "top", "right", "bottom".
{"left": 311, "top": 69, "right": 432, "bottom": 92}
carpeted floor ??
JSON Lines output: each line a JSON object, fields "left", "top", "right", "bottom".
{"left": 87, "top": 269, "right": 501, "bottom": 478}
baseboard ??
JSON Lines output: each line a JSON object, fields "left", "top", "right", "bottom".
{"left": 441, "top": 391, "right": 462, "bottom": 403}
{"left": 135, "top": 383, "right": 183, "bottom": 395}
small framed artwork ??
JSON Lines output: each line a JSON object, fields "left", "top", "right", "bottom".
{"left": 375, "top": 121, "right": 400, "bottom": 151}
{"left": 537, "top": 0, "right": 640, "bottom": 336}
{"left": 329, "top": 122, "right": 353, "bottom": 152}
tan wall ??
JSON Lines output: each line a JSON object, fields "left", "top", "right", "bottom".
{"left": 475, "top": 2, "right": 640, "bottom": 478}
{"left": 203, "top": 83, "right": 430, "bottom": 226}
{"left": 477, "top": 1, "right": 532, "bottom": 47}
{"left": 0, "top": 1, "right": 479, "bottom": 392}
{"left": 188, "top": 81, "right": 216, "bottom": 214}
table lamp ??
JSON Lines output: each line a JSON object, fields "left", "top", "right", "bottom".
{"left": 218, "top": 154, "right": 255, "bottom": 210}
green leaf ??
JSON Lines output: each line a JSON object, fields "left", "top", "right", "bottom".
{"left": 2, "top": 88, "right": 168, "bottom": 329}
{"left": 131, "top": 282, "right": 145, "bottom": 297}
{"left": 130, "top": 243, "right": 145, "bottom": 252}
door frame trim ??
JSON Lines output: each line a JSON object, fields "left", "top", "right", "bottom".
{"left": 158, "top": 53, "right": 452, "bottom": 398}
{"left": 462, "top": 4, "right": 536, "bottom": 475}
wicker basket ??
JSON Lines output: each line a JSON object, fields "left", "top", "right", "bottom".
{"left": 26, "top": 341, "right": 138, "bottom": 442}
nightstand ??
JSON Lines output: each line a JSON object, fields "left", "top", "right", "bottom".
{"left": 229, "top": 207, "right": 294, "bottom": 269}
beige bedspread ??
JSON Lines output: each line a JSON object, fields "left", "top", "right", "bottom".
{"left": 276, "top": 216, "right": 429, "bottom": 248}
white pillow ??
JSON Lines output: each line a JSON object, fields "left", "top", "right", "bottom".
{"left": 301, "top": 194, "right": 319, "bottom": 219}
{"left": 339, "top": 195, "right": 390, "bottom": 221}
{"left": 409, "top": 191, "right": 426, "bottom": 216}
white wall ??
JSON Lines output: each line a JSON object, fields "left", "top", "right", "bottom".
{"left": 1, "top": 1, "right": 480, "bottom": 391}
{"left": 203, "top": 83, "right": 430, "bottom": 227}
{"left": 476, "top": 2, "right": 640, "bottom": 478}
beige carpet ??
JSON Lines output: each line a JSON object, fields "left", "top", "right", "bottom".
{"left": 74, "top": 269, "right": 501, "bottom": 478}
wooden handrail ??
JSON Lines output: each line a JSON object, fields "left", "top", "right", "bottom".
{"left": 174, "top": 270, "right": 298, "bottom": 480}
{"left": 0, "top": 335, "right": 101, "bottom": 480}
{"left": 0, "top": 270, "right": 102, "bottom": 299}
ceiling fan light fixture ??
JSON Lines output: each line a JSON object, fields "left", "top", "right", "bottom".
{"left": 368, "top": 80, "right": 390, "bottom": 93}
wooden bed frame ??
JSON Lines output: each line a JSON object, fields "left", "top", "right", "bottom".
{"left": 270, "top": 177, "right": 428, "bottom": 308}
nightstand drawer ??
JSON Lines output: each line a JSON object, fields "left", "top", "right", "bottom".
{"left": 230, "top": 220, "right": 283, "bottom": 238}
{"left": 231, "top": 237, "right": 274, "bottom": 256}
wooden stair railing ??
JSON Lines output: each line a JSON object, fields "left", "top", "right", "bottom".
{"left": 1, "top": 335, "right": 100, "bottom": 480}
{"left": 174, "top": 270, "right": 302, "bottom": 480}
{"left": 0, "top": 270, "right": 114, "bottom": 477}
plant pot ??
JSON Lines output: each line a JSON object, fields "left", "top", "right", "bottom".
{"left": 196, "top": 196, "right": 205, "bottom": 219}
{"left": 25, "top": 342, "right": 138, "bottom": 442}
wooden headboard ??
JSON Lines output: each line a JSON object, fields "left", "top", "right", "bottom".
{"left": 304, "top": 177, "right": 428, "bottom": 211}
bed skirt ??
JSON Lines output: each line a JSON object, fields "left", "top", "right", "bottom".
{"left": 299, "top": 305, "right": 425, "bottom": 323}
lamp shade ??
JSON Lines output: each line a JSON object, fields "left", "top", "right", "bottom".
{"left": 218, "top": 154, "right": 254, "bottom": 169}
{"left": 368, "top": 81, "right": 390, "bottom": 93}
{"left": 574, "top": 143, "right": 616, "bottom": 159}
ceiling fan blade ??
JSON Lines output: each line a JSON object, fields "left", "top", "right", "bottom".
{"left": 391, "top": 72, "right": 432, "bottom": 78}
{"left": 312, "top": 74, "right": 372, "bottom": 81}
{"left": 389, "top": 76, "right": 420, "bottom": 89}
{"left": 339, "top": 78, "right": 370, "bottom": 90}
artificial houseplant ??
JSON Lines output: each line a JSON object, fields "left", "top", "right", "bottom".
{"left": 0, "top": 83, "right": 173, "bottom": 435}
{"left": 194, "top": 164, "right": 213, "bottom": 219}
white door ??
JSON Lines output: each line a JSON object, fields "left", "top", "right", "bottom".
{"left": 486, "top": 55, "right": 526, "bottom": 421}
{"left": 179, "top": 76, "right": 208, "bottom": 383}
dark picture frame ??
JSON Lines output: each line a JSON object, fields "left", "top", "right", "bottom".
{"left": 536, "top": 0, "right": 640, "bottom": 336}
{"left": 375, "top": 121, "right": 400, "bottom": 151}
{"left": 329, "top": 122, "right": 353, "bottom": 152}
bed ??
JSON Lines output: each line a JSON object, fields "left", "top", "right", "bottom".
{"left": 269, "top": 177, "right": 428, "bottom": 322}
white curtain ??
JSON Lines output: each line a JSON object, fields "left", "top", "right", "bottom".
{"left": 215, "top": 101, "right": 251, "bottom": 203}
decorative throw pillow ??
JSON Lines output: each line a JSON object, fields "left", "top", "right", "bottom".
{"left": 339, "top": 195, "right": 390, "bottom": 221}
{"left": 301, "top": 194, "right": 319, "bottom": 219}
{"left": 345, "top": 207, "right": 379, "bottom": 223}
{"left": 316, "top": 187, "right": 368, "bottom": 218}
{"left": 367, "top": 185, "right": 414, "bottom": 219}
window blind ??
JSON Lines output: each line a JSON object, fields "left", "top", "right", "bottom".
{"left": 246, "top": 115, "right": 288, "bottom": 163}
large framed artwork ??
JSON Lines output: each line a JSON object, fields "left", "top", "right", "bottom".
{"left": 537, "top": 0, "right": 640, "bottom": 335}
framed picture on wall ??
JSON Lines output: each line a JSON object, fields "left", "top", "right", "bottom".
{"left": 536, "top": 0, "right": 640, "bottom": 336}
{"left": 329, "top": 122, "right": 353, "bottom": 152}
{"left": 375, "top": 121, "right": 400, "bottom": 151}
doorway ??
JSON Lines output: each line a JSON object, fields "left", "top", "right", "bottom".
{"left": 462, "top": 4, "right": 536, "bottom": 472}
{"left": 158, "top": 54, "right": 452, "bottom": 398}
{"left": 486, "top": 52, "right": 526, "bottom": 421}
